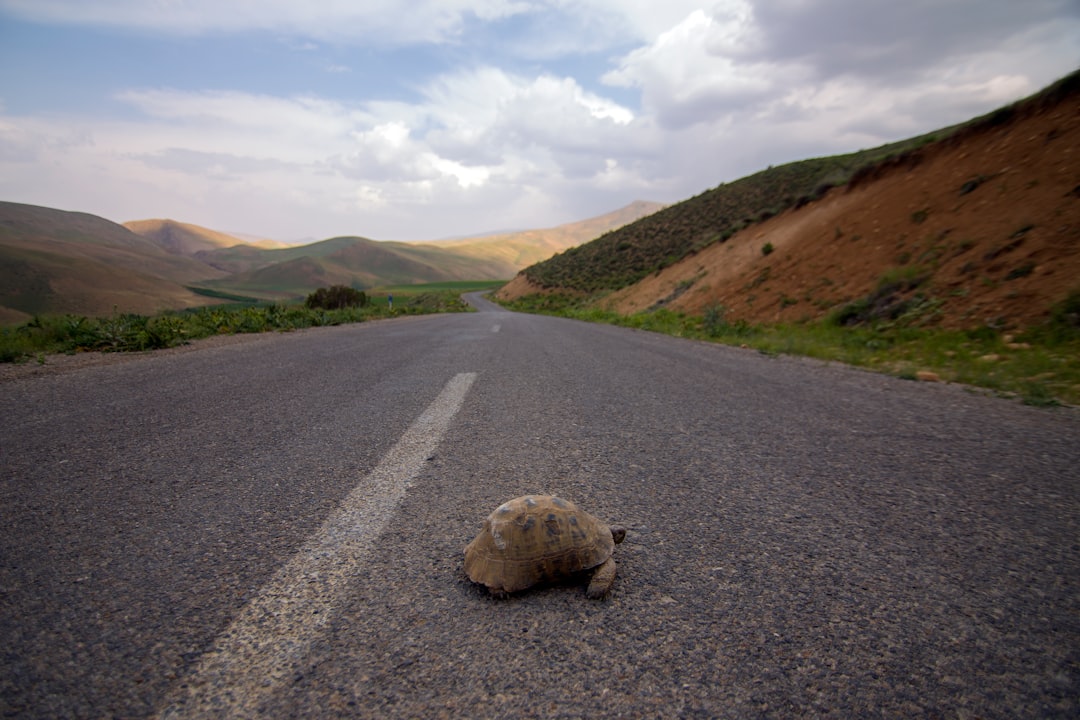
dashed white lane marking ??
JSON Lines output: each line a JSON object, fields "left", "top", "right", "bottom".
{"left": 158, "top": 372, "right": 477, "bottom": 719}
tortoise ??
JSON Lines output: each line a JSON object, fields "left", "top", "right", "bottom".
{"left": 464, "top": 495, "right": 626, "bottom": 599}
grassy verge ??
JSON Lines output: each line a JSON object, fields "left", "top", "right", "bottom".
{"left": 497, "top": 293, "right": 1080, "bottom": 407}
{"left": 363, "top": 281, "right": 504, "bottom": 312}
{"left": 185, "top": 286, "right": 265, "bottom": 304}
{"left": 0, "top": 289, "right": 471, "bottom": 363}
{"left": 373, "top": 280, "right": 507, "bottom": 295}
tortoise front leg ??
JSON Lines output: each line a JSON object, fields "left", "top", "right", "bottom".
{"left": 586, "top": 557, "right": 617, "bottom": 599}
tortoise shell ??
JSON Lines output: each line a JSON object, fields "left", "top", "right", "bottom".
{"left": 464, "top": 495, "right": 625, "bottom": 598}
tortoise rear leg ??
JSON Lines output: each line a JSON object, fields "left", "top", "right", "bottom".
{"left": 586, "top": 557, "right": 617, "bottom": 599}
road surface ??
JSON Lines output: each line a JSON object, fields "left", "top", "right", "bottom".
{"left": 2, "top": 294, "right": 1078, "bottom": 718}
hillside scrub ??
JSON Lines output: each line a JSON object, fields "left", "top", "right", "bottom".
{"left": 521, "top": 129, "right": 952, "bottom": 294}
{"left": 0, "top": 289, "right": 470, "bottom": 363}
{"left": 519, "top": 69, "right": 1079, "bottom": 303}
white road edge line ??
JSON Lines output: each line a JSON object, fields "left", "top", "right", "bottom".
{"left": 158, "top": 372, "right": 478, "bottom": 719}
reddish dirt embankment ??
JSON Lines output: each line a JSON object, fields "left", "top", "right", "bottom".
{"left": 505, "top": 90, "right": 1080, "bottom": 332}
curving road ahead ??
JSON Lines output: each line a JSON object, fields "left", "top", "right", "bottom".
{"left": 2, "top": 294, "right": 1078, "bottom": 718}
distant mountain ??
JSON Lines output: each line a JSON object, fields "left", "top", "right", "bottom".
{"left": 0, "top": 201, "right": 227, "bottom": 323}
{"left": 194, "top": 201, "right": 662, "bottom": 298}
{"left": 124, "top": 219, "right": 286, "bottom": 255}
{"left": 0, "top": 199, "right": 661, "bottom": 322}
{"left": 419, "top": 200, "right": 665, "bottom": 268}
{"left": 199, "top": 235, "right": 521, "bottom": 297}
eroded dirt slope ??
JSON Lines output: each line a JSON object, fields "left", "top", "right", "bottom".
{"left": 503, "top": 90, "right": 1079, "bottom": 331}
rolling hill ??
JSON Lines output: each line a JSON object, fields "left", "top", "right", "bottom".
{"left": 123, "top": 219, "right": 286, "bottom": 255}
{"left": 197, "top": 235, "right": 519, "bottom": 297}
{"left": 0, "top": 202, "right": 229, "bottom": 324}
{"left": 122, "top": 201, "right": 661, "bottom": 300}
{"left": 418, "top": 200, "right": 665, "bottom": 269}
{"left": 0, "top": 199, "right": 661, "bottom": 322}
{"left": 499, "top": 70, "right": 1080, "bottom": 332}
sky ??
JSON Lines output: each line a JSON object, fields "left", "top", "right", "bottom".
{"left": 0, "top": 1, "right": 1077, "bottom": 242}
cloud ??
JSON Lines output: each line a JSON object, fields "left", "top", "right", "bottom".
{"left": 132, "top": 148, "right": 294, "bottom": 181}
{"left": 432, "top": 69, "right": 634, "bottom": 150}
{"left": 335, "top": 121, "right": 477, "bottom": 187}
{"left": 0, "top": 0, "right": 723, "bottom": 55}
{"left": 0, "top": 0, "right": 533, "bottom": 43}
{"left": 747, "top": 0, "right": 1080, "bottom": 80}
{"left": 328, "top": 67, "right": 647, "bottom": 209}
{"left": 473, "top": 0, "right": 711, "bottom": 60}
{"left": 603, "top": 0, "right": 1079, "bottom": 132}
{"left": 603, "top": 6, "right": 784, "bottom": 129}
{"left": 0, "top": 1, "right": 1076, "bottom": 241}
{"left": 0, "top": 65, "right": 653, "bottom": 239}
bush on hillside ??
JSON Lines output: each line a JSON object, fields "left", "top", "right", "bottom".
{"left": 305, "top": 285, "right": 368, "bottom": 310}
{"left": 1023, "top": 288, "right": 1080, "bottom": 345}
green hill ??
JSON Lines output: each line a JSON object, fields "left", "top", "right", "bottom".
{"left": 124, "top": 218, "right": 285, "bottom": 256}
{"left": 194, "top": 201, "right": 663, "bottom": 297}
{"left": 0, "top": 199, "right": 659, "bottom": 318}
{"left": 196, "top": 235, "right": 520, "bottom": 298}
{"left": 0, "top": 202, "right": 227, "bottom": 322}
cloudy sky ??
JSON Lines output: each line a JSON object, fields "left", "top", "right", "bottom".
{"left": 0, "top": 1, "right": 1077, "bottom": 242}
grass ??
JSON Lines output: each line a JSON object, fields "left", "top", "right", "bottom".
{"left": 496, "top": 293, "right": 1080, "bottom": 407}
{"left": 372, "top": 280, "right": 506, "bottom": 296}
{"left": 185, "top": 286, "right": 264, "bottom": 304}
{"left": 0, "top": 287, "right": 473, "bottom": 363}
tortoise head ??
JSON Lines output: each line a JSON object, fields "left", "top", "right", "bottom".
{"left": 610, "top": 525, "right": 627, "bottom": 544}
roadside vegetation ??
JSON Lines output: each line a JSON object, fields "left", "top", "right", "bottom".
{"left": 496, "top": 290, "right": 1080, "bottom": 407}
{"left": 0, "top": 283, "right": 482, "bottom": 364}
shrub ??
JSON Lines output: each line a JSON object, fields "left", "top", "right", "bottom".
{"left": 1, "top": 290, "right": 474, "bottom": 363}
{"left": 702, "top": 304, "right": 754, "bottom": 338}
{"left": 1024, "top": 288, "right": 1080, "bottom": 345}
{"left": 761, "top": 242, "right": 775, "bottom": 256}
{"left": 702, "top": 304, "right": 728, "bottom": 336}
{"left": 305, "top": 285, "right": 368, "bottom": 310}
{"left": 959, "top": 176, "right": 988, "bottom": 196}
{"left": 1052, "top": 290, "right": 1080, "bottom": 332}
{"left": 1005, "top": 262, "right": 1035, "bottom": 281}
{"left": 829, "top": 268, "right": 932, "bottom": 327}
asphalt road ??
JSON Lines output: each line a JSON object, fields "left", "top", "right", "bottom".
{"left": 2, "top": 294, "right": 1078, "bottom": 718}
